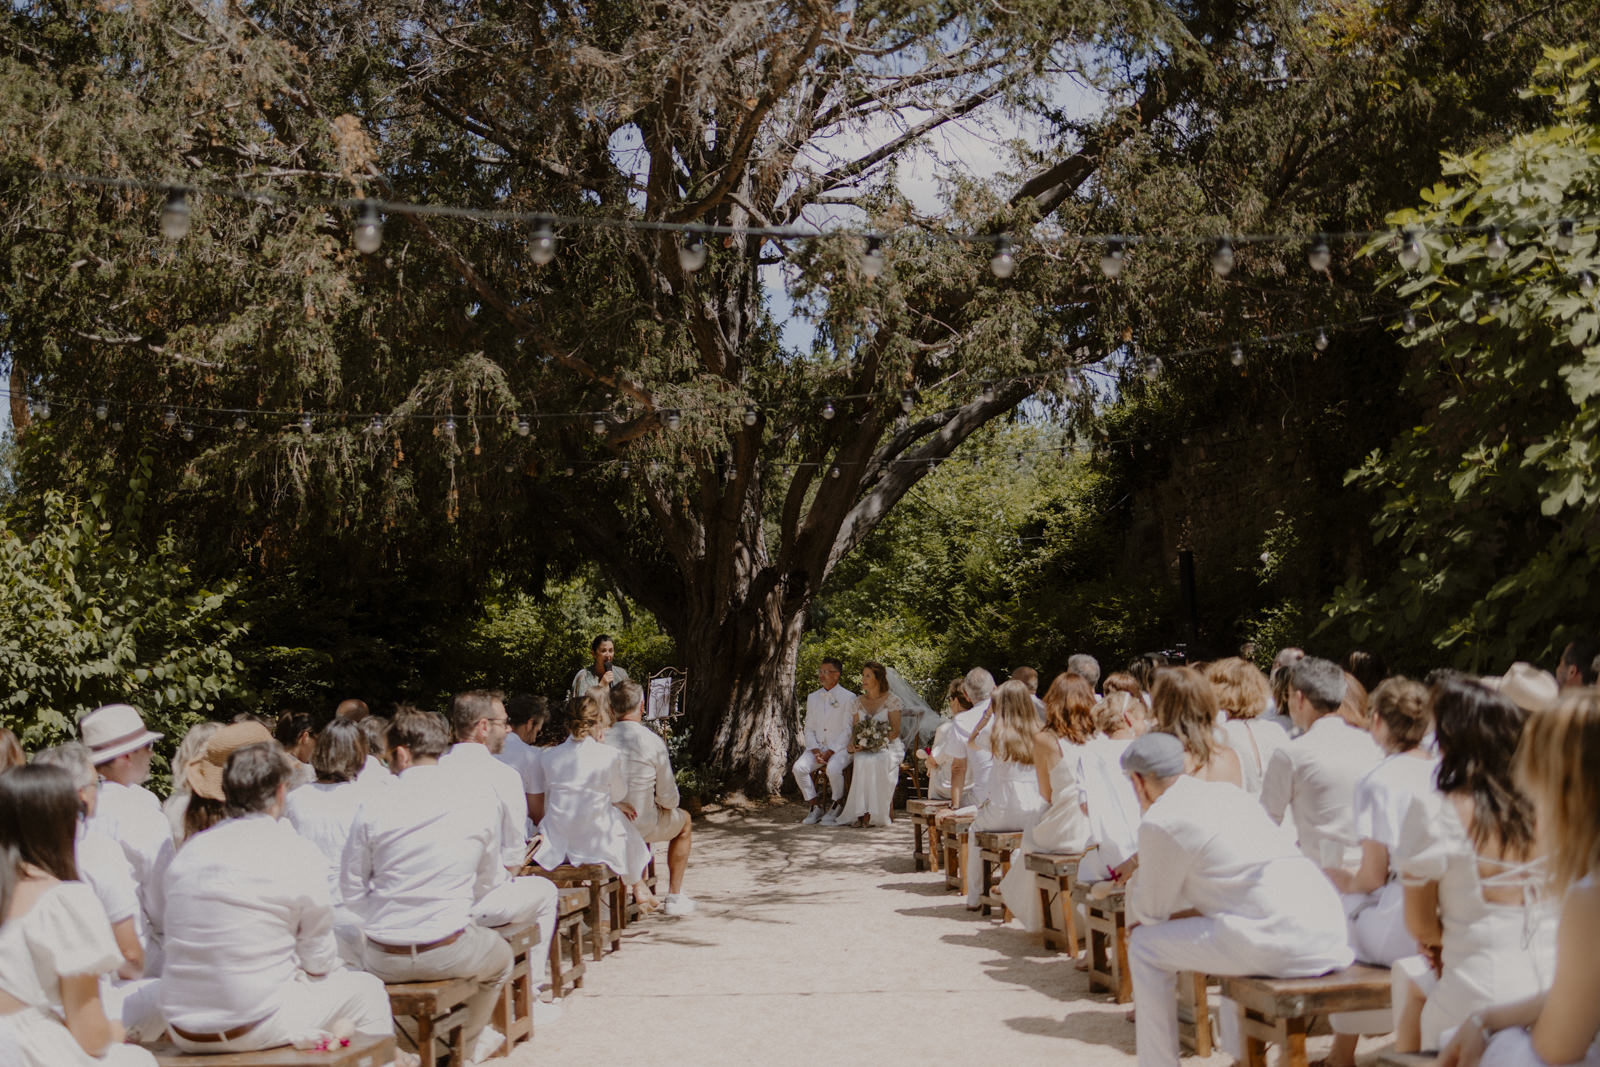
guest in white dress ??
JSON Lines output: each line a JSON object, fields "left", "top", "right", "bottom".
{"left": 922, "top": 681, "right": 969, "bottom": 801}
{"left": 1442, "top": 688, "right": 1600, "bottom": 1067}
{"left": 998, "top": 676, "right": 1091, "bottom": 931}
{"left": 159, "top": 721, "right": 222, "bottom": 844}
{"left": 530, "top": 693, "right": 654, "bottom": 905}
{"left": 838, "top": 662, "right": 906, "bottom": 828}
{"left": 1204, "top": 657, "right": 1289, "bottom": 797}
{"left": 0, "top": 764, "right": 158, "bottom": 1066}
{"left": 1393, "top": 677, "right": 1556, "bottom": 1053}
{"left": 283, "top": 720, "right": 374, "bottom": 920}
{"left": 1077, "top": 693, "right": 1146, "bottom": 884}
{"left": 1152, "top": 667, "right": 1243, "bottom": 787}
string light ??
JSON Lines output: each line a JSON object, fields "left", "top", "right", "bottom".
{"left": 678, "top": 230, "right": 708, "bottom": 273}
{"left": 1397, "top": 230, "right": 1423, "bottom": 271}
{"left": 821, "top": 399, "right": 836, "bottom": 420}
{"left": 352, "top": 202, "right": 383, "bottom": 255}
{"left": 516, "top": 416, "right": 530, "bottom": 436}
{"left": 1315, "top": 329, "right": 1329, "bottom": 351}
{"left": 32, "top": 397, "right": 50, "bottom": 419}
{"left": 109, "top": 416, "right": 123, "bottom": 431}
{"left": 529, "top": 219, "right": 556, "bottom": 266}
{"left": 1485, "top": 290, "right": 1504, "bottom": 310}
{"left": 159, "top": 191, "right": 191, "bottom": 241}
{"left": 234, "top": 415, "right": 247, "bottom": 431}
{"left": 664, "top": 409, "right": 681, "bottom": 431}
{"left": 1210, "top": 238, "right": 1235, "bottom": 278}
{"left": 860, "top": 236, "right": 885, "bottom": 279}
{"left": 989, "top": 235, "right": 1016, "bottom": 278}
{"left": 829, "top": 464, "right": 841, "bottom": 479}
{"left": 300, "top": 413, "right": 313, "bottom": 433}
{"left": 742, "top": 404, "right": 758, "bottom": 426}
{"left": 1230, "top": 343, "right": 1245, "bottom": 367}
{"left": 900, "top": 390, "right": 916, "bottom": 413}
{"left": 163, "top": 407, "right": 177, "bottom": 428}
{"left": 1099, "top": 240, "right": 1126, "bottom": 279}
{"left": 1401, "top": 310, "right": 1417, "bottom": 333}
{"left": 180, "top": 425, "right": 194, "bottom": 441}
{"left": 441, "top": 416, "right": 457, "bottom": 438}
{"left": 980, "top": 381, "right": 995, "bottom": 402}
{"left": 1307, "top": 236, "right": 1332, "bottom": 273}
{"left": 591, "top": 414, "right": 606, "bottom": 435}
{"left": 368, "top": 415, "right": 384, "bottom": 434}
{"left": 94, "top": 400, "right": 108, "bottom": 421}
{"left": 1554, "top": 219, "right": 1576, "bottom": 253}
{"left": 1483, "top": 225, "right": 1509, "bottom": 260}
{"left": 620, "top": 460, "right": 632, "bottom": 477}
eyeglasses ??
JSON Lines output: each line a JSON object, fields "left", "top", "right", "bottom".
{"left": 486, "top": 717, "right": 509, "bottom": 727}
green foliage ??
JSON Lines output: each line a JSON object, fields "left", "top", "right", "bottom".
{"left": 0, "top": 454, "right": 250, "bottom": 757}
{"left": 1330, "top": 46, "right": 1600, "bottom": 670}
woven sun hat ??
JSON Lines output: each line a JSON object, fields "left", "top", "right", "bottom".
{"left": 1484, "top": 662, "right": 1559, "bottom": 716}
{"left": 186, "top": 722, "right": 273, "bottom": 801}
{"left": 79, "top": 704, "right": 164, "bottom": 766}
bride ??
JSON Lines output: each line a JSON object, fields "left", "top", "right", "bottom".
{"left": 836, "top": 661, "right": 907, "bottom": 828}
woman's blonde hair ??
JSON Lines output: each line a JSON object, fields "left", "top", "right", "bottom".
{"left": 1092, "top": 692, "right": 1140, "bottom": 735}
{"left": 1203, "top": 658, "right": 1271, "bottom": 720}
{"left": 1514, "top": 688, "right": 1600, "bottom": 893}
{"left": 1152, "top": 667, "right": 1219, "bottom": 765}
{"left": 1338, "top": 671, "right": 1370, "bottom": 728}
{"left": 569, "top": 692, "right": 607, "bottom": 740}
{"left": 987, "top": 680, "right": 1038, "bottom": 764}
{"left": 170, "top": 721, "right": 223, "bottom": 797}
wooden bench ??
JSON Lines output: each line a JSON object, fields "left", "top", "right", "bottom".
{"left": 527, "top": 862, "right": 624, "bottom": 960}
{"left": 385, "top": 976, "right": 477, "bottom": 1067}
{"left": 1073, "top": 883, "right": 1132, "bottom": 1003}
{"left": 904, "top": 798, "right": 950, "bottom": 871}
{"left": 1023, "top": 851, "right": 1083, "bottom": 953}
{"left": 1177, "top": 971, "right": 1214, "bottom": 1057}
{"left": 939, "top": 813, "right": 974, "bottom": 893}
{"left": 974, "top": 830, "right": 1023, "bottom": 918}
{"left": 1371, "top": 1053, "right": 1432, "bottom": 1067}
{"left": 147, "top": 1036, "right": 396, "bottom": 1066}
{"left": 548, "top": 887, "right": 589, "bottom": 998}
{"left": 1219, "top": 965, "right": 1394, "bottom": 1067}
{"left": 491, "top": 921, "right": 538, "bottom": 1053}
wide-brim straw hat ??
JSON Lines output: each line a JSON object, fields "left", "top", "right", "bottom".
{"left": 79, "top": 704, "right": 163, "bottom": 765}
{"left": 186, "top": 722, "right": 273, "bottom": 800}
{"left": 1485, "top": 662, "right": 1559, "bottom": 715}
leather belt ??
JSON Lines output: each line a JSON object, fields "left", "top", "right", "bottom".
{"left": 171, "top": 1016, "right": 269, "bottom": 1044}
{"left": 366, "top": 928, "right": 466, "bottom": 955}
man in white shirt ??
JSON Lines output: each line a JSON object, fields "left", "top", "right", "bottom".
{"left": 80, "top": 703, "right": 171, "bottom": 973}
{"left": 1261, "top": 656, "right": 1385, "bottom": 868}
{"left": 496, "top": 693, "right": 549, "bottom": 823}
{"left": 934, "top": 667, "right": 997, "bottom": 909}
{"left": 1122, "top": 732, "right": 1353, "bottom": 1067}
{"left": 160, "top": 740, "right": 392, "bottom": 1054}
{"left": 792, "top": 658, "right": 855, "bottom": 825}
{"left": 345, "top": 709, "right": 553, "bottom": 1059}
{"left": 605, "top": 681, "right": 695, "bottom": 915}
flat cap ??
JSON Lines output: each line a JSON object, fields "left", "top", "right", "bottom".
{"left": 1121, "top": 730, "right": 1187, "bottom": 779}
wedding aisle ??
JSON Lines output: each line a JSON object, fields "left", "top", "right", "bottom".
{"left": 527, "top": 800, "right": 1233, "bottom": 1066}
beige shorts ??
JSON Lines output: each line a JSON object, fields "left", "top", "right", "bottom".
{"left": 643, "top": 805, "right": 691, "bottom": 843}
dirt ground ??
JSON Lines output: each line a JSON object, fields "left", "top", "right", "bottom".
{"left": 516, "top": 800, "right": 1393, "bottom": 1066}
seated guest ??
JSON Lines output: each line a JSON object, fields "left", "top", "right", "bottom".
{"left": 793, "top": 658, "right": 854, "bottom": 825}
{"left": 273, "top": 712, "right": 317, "bottom": 790}
{"left": 334, "top": 699, "right": 369, "bottom": 722}
{"left": 936, "top": 668, "right": 998, "bottom": 906}
{"left": 1346, "top": 649, "right": 1388, "bottom": 695}
{"left": 160, "top": 742, "right": 393, "bottom": 1055}
{"left": 836, "top": 662, "right": 907, "bottom": 828}
{"left": 0, "top": 764, "right": 158, "bottom": 1066}
{"left": 1261, "top": 656, "right": 1384, "bottom": 866}
{"left": 999, "top": 677, "right": 1092, "bottom": 932}
{"left": 1265, "top": 647, "right": 1306, "bottom": 735}
{"left": 1205, "top": 657, "right": 1289, "bottom": 797}
{"left": 498, "top": 693, "right": 549, "bottom": 823}
{"left": 1439, "top": 687, "right": 1600, "bottom": 1067}
{"left": 355, "top": 716, "right": 393, "bottom": 787}
{"left": 1151, "top": 667, "right": 1243, "bottom": 787}
{"left": 606, "top": 681, "right": 696, "bottom": 915}
{"left": 160, "top": 722, "right": 221, "bottom": 843}
{"left": 530, "top": 694, "right": 654, "bottom": 909}
{"left": 1067, "top": 653, "right": 1102, "bottom": 697}
{"left": 1102, "top": 671, "right": 1144, "bottom": 702}
{"left": 1393, "top": 677, "right": 1557, "bottom": 1053}
{"left": 922, "top": 679, "right": 970, "bottom": 801}
{"left": 283, "top": 720, "right": 373, "bottom": 911}
{"left": 1077, "top": 693, "right": 1145, "bottom": 884}
{"left": 439, "top": 691, "right": 531, "bottom": 869}
{"left": 1010, "top": 666, "right": 1047, "bottom": 721}
{"left": 1123, "top": 732, "right": 1352, "bottom": 1067}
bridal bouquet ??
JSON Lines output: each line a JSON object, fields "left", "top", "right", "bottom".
{"left": 852, "top": 716, "right": 892, "bottom": 753}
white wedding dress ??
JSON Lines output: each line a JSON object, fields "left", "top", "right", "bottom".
{"left": 838, "top": 695, "right": 906, "bottom": 827}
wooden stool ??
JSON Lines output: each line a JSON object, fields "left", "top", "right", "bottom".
{"left": 491, "top": 921, "right": 538, "bottom": 1053}
{"left": 528, "top": 862, "right": 624, "bottom": 960}
{"left": 974, "top": 830, "right": 1023, "bottom": 918}
{"left": 904, "top": 798, "right": 949, "bottom": 871}
{"left": 385, "top": 977, "right": 477, "bottom": 1067}
{"left": 147, "top": 1036, "right": 397, "bottom": 1066}
{"left": 1024, "top": 851, "right": 1083, "bottom": 953}
{"left": 548, "top": 887, "right": 588, "bottom": 998}
{"left": 1074, "top": 883, "right": 1132, "bottom": 1003}
{"left": 940, "top": 813, "right": 974, "bottom": 893}
{"left": 1177, "top": 971, "right": 1214, "bottom": 1056}
{"left": 1220, "top": 965, "right": 1394, "bottom": 1067}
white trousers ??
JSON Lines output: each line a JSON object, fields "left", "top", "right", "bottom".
{"left": 168, "top": 970, "right": 392, "bottom": 1054}
{"left": 474, "top": 875, "right": 560, "bottom": 989}
{"left": 793, "top": 749, "right": 851, "bottom": 803}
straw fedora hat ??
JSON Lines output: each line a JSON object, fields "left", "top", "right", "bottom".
{"left": 79, "top": 704, "right": 163, "bottom": 766}
{"left": 1485, "top": 662, "right": 1559, "bottom": 715}
{"left": 186, "top": 722, "right": 274, "bottom": 801}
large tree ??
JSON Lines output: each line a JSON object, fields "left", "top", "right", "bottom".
{"left": 1, "top": 0, "right": 1588, "bottom": 790}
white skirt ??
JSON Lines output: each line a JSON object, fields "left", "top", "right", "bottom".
{"left": 0, "top": 1005, "right": 157, "bottom": 1067}
{"left": 838, "top": 742, "right": 904, "bottom": 827}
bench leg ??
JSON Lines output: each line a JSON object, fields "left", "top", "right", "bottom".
{"left": 980, "top": 854, "right": 994, "bottom": 916}
{"left": 416, "top": 1014, "right": 437, "bottom": 1067}
{"left": 586, "top": 886, "right": 604, "bottom": 962}
{"left": 1242, "top": 1006, "right": 1271, "bottom": 1067}
{"left": 929, "top": 823, "right": 943, "bottom": 872}
{"left": 913, "top": 819, "right": 927, "bottom": 871}
{"left": 1282, "top": 1015, "right": 1309, "bottom": 1067}
{"left": 1112, "top": 911, "right": 1132, "bottom": 1004}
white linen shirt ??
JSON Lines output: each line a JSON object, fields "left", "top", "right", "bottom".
{"left": 948, "top": 700, "right": 994, "bottom": 807}
{"left": 530, "top": 736, "right": 649, "bottom": 880}
{"left": 340, "top": 763, "right": 503, "bottom": 944}
{"left": 439, "top": 742, "right": 529, "bottom": 867}
{"left": 89, "top": 780, "right": 171, "bottom": 946}
{"left": 356, "top": 754, "right": 394, "bottom": 788}
{"left": 803, "top": 686, "right": 856, "bottom": 753}
{"left": 603, "top": 720, "right": 679, "bottom": 839}
{"left": 76, "top": 823, "right": 139, "bottom": 925}
{"left": 1260, "top": 713, "right": 1385, "bottom": 867}
{"left": 497, "top": 731, "right": 545, "bottom": 796}
{"left": 284, "top": 780, "right": 375, "bottom": 905}
{"left": 159, "top": 814, "right": 339, "bottom": 1033}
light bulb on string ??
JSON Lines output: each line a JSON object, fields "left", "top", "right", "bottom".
{"left": 1554, "top": 219, "right": 1576, "bottom": 253}
{"left": 441, "top": 416, "right": 456, "bottom": 439}
{"left": 1210, "top": 237, "right": 1235, "bottom": 278}
{"left": 368, "top": 415, "right": 384, "bottom": 435}
{"left": 563, "top": 465, "right": 575, "bottom": 477}
{"left": 664, "top": 409, "right": 682, "bottom": 432}
{"left": 1396, "top": 230, "right": 1423, "bottom": 271}
{"left": 1099, "top": 240, "right": 1126, "bottom": 279}
{"left": 1483, "top": 225, "right": 1509, "bottom": 260}
{"left": 94, "top": 400, "right": 108, "bottom": 421}
{"left": 860, "top": 235, "right": 885, "bottom": 279}
{"left": 1230, "top": 343, "right": 1245, "bottom": 367}
{"left": 504, "top": 460, "right": 515, "bottom": 473}
{"left": 743, "top": 404, "right": 758, "bottom": 427}
{"left": 620, "top": 460, "right": 632, "bottom": 478}
{"left": 1402, "top": 310, "right": 1418, "bottom": 334}
{"left": 829, "top": 464, "right": 841, "bottom": 479}
{"left": 109, "top": 417, "right": 123, "bottom": 432}
{"left": 300, "top": 413, "right": 314, "bottom": 433}
{"left": 899, "top": 390, "right": 915, "bottom": 413}
{"left": 1314, "top": 329, "right": 1329, "bottom": 352}
{"left": 980, "top": 381, "right": 995, "bottom": 403}
{"left": 234, "top": 415, "right": 247, "bottom": 431}
{"left": 163, "top": 407, "right": 178, "bottom": 428}
{"left": 180, "top": 425, "right": 194, "bottom": 442}
{"left": 352, "top": 201, "right": 383, "bottom": 255}
{"left": 159, "top": 190, "right": 191, "bottom": 241}
{"left": 1306, "top": 235, "right": 1332, "bottom": 273}
{"left": 32, "top": 397, "right": 49, "bottom": 420}
{"left": 989, "top": 235, "right": 1016, "bottom": 278}
{"left": 678, "top": 230, "right": 708, "bottom": 273}
{"left": 821, "top": 399, "right": 836, "bottom": 420}
{"left": 529, "top": 219, "right": 556, "bottom": 266}
{"left": 591, "top": 414, "right": 606, "bottom": 435}
{"left": 1485, "top": 290, "right": 1504, "bottom": 311}
{"left": 516, "top": 416, "right": 530, "bottom": 436}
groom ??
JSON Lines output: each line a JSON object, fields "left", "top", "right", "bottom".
{"left": 793, "top": 658, "right": 855, "bottom": 825}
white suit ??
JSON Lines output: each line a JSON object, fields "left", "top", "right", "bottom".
{"left": 793, "top": 685, "right": 856, "bottom": 803}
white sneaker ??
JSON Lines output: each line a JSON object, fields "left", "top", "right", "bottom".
{"left": 818, "top": 810, "right": 839, "bottom": 826}
{"left": 662, "top": 893, "right": 698, "bottom": 916}
{"left": 467, "top": 1025, "right": 504, "bottom": 1064}
{"left": 802, "top": 807, "right": 823, "bottom": 825}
